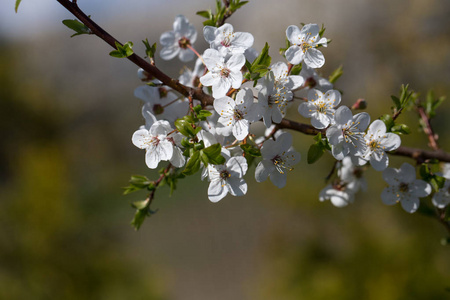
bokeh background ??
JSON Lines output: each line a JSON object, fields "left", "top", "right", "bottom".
{"left": 1, "top": 0, "right": 450, "bottom": 299}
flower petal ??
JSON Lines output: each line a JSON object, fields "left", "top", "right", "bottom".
{"left": 208, "top": 180, "right": 228, "bottom": 202}
{"left": 304, "top": 48, "right": 325, "bottom": 68}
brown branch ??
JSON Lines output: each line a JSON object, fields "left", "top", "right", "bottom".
{"left": 56, "top": 0, "right": 450, "bottom": 165}
{"left": 417, "top": 106, "right": 439, "bottom": 151}
{"left": 56, "top": 0, "right": 214, "bottom": 108}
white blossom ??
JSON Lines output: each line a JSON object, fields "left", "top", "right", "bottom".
{"left": 132, "top": 120, "right": 185, "bottom": 169}
{"left": 207, "top": 156, "right": 248, "bottom": 202}
{"left": 214, "top": 88, "right": 260, "bottom": 140}
{"left": 338, "top": 157, "right": 367, "bottom": 193}
{"left": 298, "top": 89, "right": 341, "bottom": 129}
{"left": 203, "top": 23, "right": 254, "bottom": 57}
{"left": 381, "top": 163, "right": 431, "bottom": 213}
{"left": 285, "top": 24, "right": 327, "bottom": 68}
{"left": 256, "top": 72, "right": 290, "bottom": 128}
{"left": 160, "top": 15, "right": 197, "bottom": 62}
{"left": 200, "top": 49, "right": 245, "bottom": 98}
{"left": 319, "top": 184, "right": 355, "bottom": 208}
{"left": 432, "top": 164, "right": 450, "bottom": 208}
{"left": 255, "top": 132, "right": 300, "bottom": 188}
{"left": 270, "top": 61, "right": 304, "bottom": 91}
{"left": 300, "top": 64, "right": 333, "bottom": 92}
{"left": 362, "top": 120, "right": 401, "bottom": 171}
{"left": 134, "top": 85, "right": 189, "bottom": 123}
{"left": 326, "top": 106, "right": 370, "bottom": 160}
{"left": 178, "top": 58, "right": 205, "bottom": 88}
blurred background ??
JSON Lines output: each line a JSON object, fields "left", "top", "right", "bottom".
{"left": 1, "top": 0, "right": 450, "bottom": 299}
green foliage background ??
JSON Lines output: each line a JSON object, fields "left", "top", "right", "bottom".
{"left": 1, "top": 0, "right": 450, "bottom": 299}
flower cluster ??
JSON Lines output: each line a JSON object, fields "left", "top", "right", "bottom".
{"left": 129, "top": 14, "right": 448, "bottom": 216}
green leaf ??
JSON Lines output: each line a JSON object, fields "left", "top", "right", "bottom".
{"left": 183, "top": 150, "right": 201, "bottom": 175}
{"left": 109, "top": 41, "right": 134, "bottom": 58}
{"left": 380, "top": 114, "right": 395, "bottom": 132}
{"left": 196, "top": 10, "right": 212, "bottom": 18}
{"left": 62, "top": 19, "right": 91, "bottom": 37}
{"left": 197, "top": 110, "right": 212, "bottom": 121}
{"left": 202, "top": 143, "right": 226, "bottom": 165}
{"left": 307, "top": 143, "right": 325, "bottom": 164}
{"left": 131, "top": 208, "right": 154, "bottom": 230}
{"left": 240, "top": 144, "right": 261, "bottom": 157}
{"left": 132, "top": 199, "right": 150, "bottom": 210}
{"left": 252, "top": 43, "right": 271, "bottom": 69}
{"left": 142, "top": 39, "right": 157, "bottom": 59}
{"left": 328, "top": 65, "right": 343, "bottom": 84}
{"left": 318, "top": 24, "right": 326, "bottom": 37}
{"left": 123, "top": 175, "right": 154, "bottom": 195}
{"left": 174, "top": 119, "right": 196, "bottom": 137}
{"left": 391, "top": 124, "right": 411, "bottom": 135}
{"left": 391, "top": 95, "right": 401, "bottom": 110}
{"left": 290, "top": 63, "right": 302, "bottom": 76}
{"left": 15, "top": 0, "right": 22, "bottom": 13}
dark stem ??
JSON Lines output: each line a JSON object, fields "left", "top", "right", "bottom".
{"left": 55, "top": 0, "right": 450, "bottom": 164}
{"left": 417, "top": 106, "right": 439, "bottom": 151}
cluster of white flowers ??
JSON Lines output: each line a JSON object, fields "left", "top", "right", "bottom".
{"left": 129, "top": 15, "right": 449, "bottom": 212}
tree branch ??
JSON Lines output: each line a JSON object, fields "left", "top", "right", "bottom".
{"left": 56, "top": 0, "right": 450, "bottom": 164}
{"left": 56, "top": 0, "right": 214, "bottom": 108}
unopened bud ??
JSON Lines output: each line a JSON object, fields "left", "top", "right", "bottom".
{"left": 137, "top": 68, "right": 153, "bottom": 82}
{"left": 351, "top": 98, "right": 367, "bottom": 110}
{"left": 153, "top": 104, "right": 164, "bottom": 115}
{"left": 158, "top": 87, "right": 168, "bottom": 98}
{"left": 305, "top": 76, "right": 317, "bottom": 88}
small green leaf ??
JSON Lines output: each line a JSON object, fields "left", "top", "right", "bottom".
{"left": 196, "top": 10, "right": 212, "bottom": 18}
{"left": 252, "top": 43, "right": 271, "bottom": 69}
{"left": 391, "top": 124, "right": 411, "bottom": 135}
{"left": 328, "top": 65, "right": 343, "bottom": 84}
{"left": 240, "top": 144, "right": 261, "bottom": 157}
{"left": 174, "top": 119, "right": 195, "bottom": 137}
{"left": 380, "top": 114, "right": 395, "bottom": 132}
{"left": 307, "top": 143, "right": 325, "bottom": 164}
{"left": 132, "top": 199, "right": 150, "bottom": 210}
{"left": 131, "top": 208, "right": 154, "bottom": 230}
{"left": 109, "top": 41, "right": 134, "bottom": 58}
{"left": 62, "top": 19, "right": 91, "bottom": 37}
{"left": 202, "top": 143, "right": 226, "bottom": 165}
{"left": 15, "top": 0, "right": 22, "bottom": 13}
{"left": 391, "top": 95, "right": 401, "bottom": 110}
{"left": 142, "top": 39, "right": 157, "bottom": 59}
{"left": 197, "top": 110, "right": 212, "bottom": 121}
{"left": 183, "top": 150, "right": 201, "bottom": 175}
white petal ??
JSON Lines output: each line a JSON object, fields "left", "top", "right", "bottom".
{"left": 145, "top": 147, "right": 160, "bottom": 169}
{"left": 370, "top": 151, "right": 389, "bottom": 171}
{"left": 158, "top": 140, "right": 174, "bottom": 161}
{"left": 400, "top": 195, "right": 420, "bottom": 213}
{"left": 353, "top": 112, "right": 371, "bottom": 131}
{"left": 132, "top": 129, "right": 150, "bottom": 149}
{"left": 227, "top": 156, "right": 248, "bottom": 177}
{"left": 397, "top": 162, "right": 416, "bottom": 183}
{"left": 382, "top": 167, "right": 400, "bottom": 185}
{"left": 277, "top": 132, "right": 293, "bottom": 153}
{"left": 286, "top": 25, "right": 301, "bottom": 43}
{"left": 160, "top": 46, "right": 180, "bottom": 61}
{"left": 208, "top": 180, "right": 228, "bottom": 202}
{"left": 380, "top": 133, "right": 401, "bottom": 151}
{"left": 311, "top": 113, "right": 330, "bottom": 129}
{"left": 232, "top": 119, "right": 249, "bottom": 140}
{"left": 212, "top": 79, "right": 232, "bottom": 98}
{"left": 367, "top": 120, "right": 386, "bottom": 137}
{"left": 169, "top": 146, "right": 186, "bottom": 168}
{"left": 227, "top": 53, "right": 246, "bottom": 71}
{"left": 178, "top": 48, "right": 195, "bottom": 62}
{"left": 326, "top": 125, "right": 342, "bottom": 145}
{"left": 232, "top": 32, "right": 254, "bottom": 50}
{"left": 134, "top": 85, "right": 159, "bottom": 103}
{"left": 298, "top": 102, "right": 316, "bottom": 118}
{"left": 304, "top": 48, "right": 325, "bottom": 68}
{"left": 200, "top": 72, "right": 218, "bottom": 87}
{"left": 409, "top": 179, "right": 431, "bottom": 197}
{"left": 285, "top": 46, "right": 303, "bottom": 65}
{"left": 159, "top": 31, "right": 175, "bottom": 47}
{"left": 203, "top": 26, "right": 216, "bottom": 43}
{"left": 324, "top": 90, "right": 341, "bottom": 107}
{"left": 202, "top": 49, "right": 223, "bottom": 70}
{"left": 381, "top": 186, "right": 399, "bottom": 205}
{"left": 255, "top": 160, "right": 275, "bottom": 182}
{"left": 227, "top": 177, "right": 248, "bottom": 196}
{"left": 335, "top": 106, "right": 353, "bottom": 126}
{"left": 269, "top": 171, "right": 287, "bottom": 188}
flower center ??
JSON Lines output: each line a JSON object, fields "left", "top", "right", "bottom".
{"left": 272, "top": 154, "right": 294, "bottom": 174}
{"left": 301, "top": 42, "right": 312, "bottom": 53}
{"left": 220, "top": 170, "right": 231, "bottom": 179}
{"left": 220, "top": 32, "right": 234, "bottom": 47}
{"left": 234, "top": 109, "right": 244, "bottom": 120}
{"left": 368, "top": 139, "right": 380, "bottom": 150}
{"left": 399, "top": 182, "right": 409, "bottom": 193}
{"left": 220, "top": 68, "right": 231, "bottom": 78}
{"left": 317, "top": 102, "right": 328, "bottom": 113}
{"left": 178, "top": 37, "right": 191, "bottom": 49}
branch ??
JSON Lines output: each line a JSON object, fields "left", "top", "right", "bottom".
{"left": 56, "top": 0, "right": 214, "bottom": 108}
{"left": 56, "top": 0, "right": 450, "bottom": 165}
{"left": 417, "top": 106, "right": 440, "bottom": 151}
